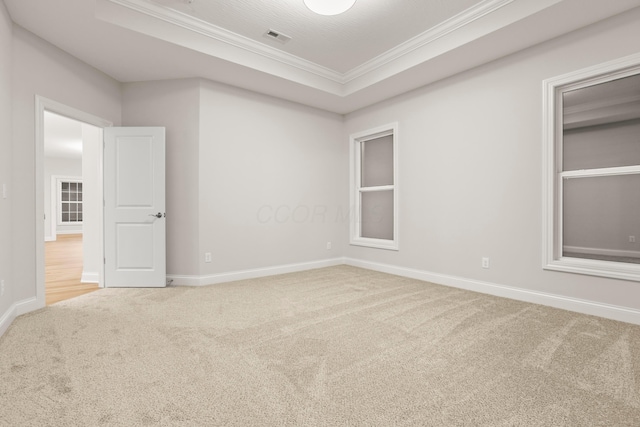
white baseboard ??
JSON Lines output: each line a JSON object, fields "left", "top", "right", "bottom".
{"left": 15, "top": 297, "right": 43, "bottom": 316}
{"left": 4, "top": 255, "right": 640, "bottom": 339}
{"left": 167, "top": 257, "right": 345, "bottom": 286}
{"left": 563, "top": 245, "right": 640, "bottom": 258}
{"left": 344, "top": 258, "right": 640, "bottom": 326}
{"left": 45, "top": 235, "right": 55, "bottom": 242}
{"left": 56, "top": 230, "right": 83, "bottom": 235}
{"left": 0, "top": 304, "right": 17, "bottom": 338}
{"left": 81, "top": 272, "right": 99, "bottom": 283}
{"left": 170, "top": 256, "right": 640, "bottom": 324}
{"left": 0, "top": 297, "right": 44, "bottom": 339}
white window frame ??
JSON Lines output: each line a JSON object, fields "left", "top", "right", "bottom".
{"left": 350, "top": 123, "right": 399, "bottom": 250}
{"left": 56, "top": 176, "right": 84, "bottom": 226}
{"left": 542, "top": 53, "right": 640, "bottom": 282}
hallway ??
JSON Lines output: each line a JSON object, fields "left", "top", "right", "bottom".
{"left": 45, "top": 234, "right": 99, "bottom": 305}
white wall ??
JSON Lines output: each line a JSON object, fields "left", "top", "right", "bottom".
{"left": 198, "top": 80, "right": 346, "bottom": 277}
{"left": 122, "top": 78, "right": 346, "bottom": 281}
{"left": 122, "top": 79, "right": 201, "bottom": 277}
{"left": 344, "top": 8, "right": 640, "bottom": 311}
{"left": 44, "top": 157, "right": 82, "bottom": 239}
{"left": 0, "top": 0, "right": 14, "bottom": 332}
{"left": 12, "top": 25, "right": 121, "bottom": 304}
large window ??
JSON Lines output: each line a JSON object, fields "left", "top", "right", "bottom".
{"left": 543, "top": 54, "right": 640, "bottom": 281}
{"left": 350, "top": 123, "right": 398, "bottom": 250}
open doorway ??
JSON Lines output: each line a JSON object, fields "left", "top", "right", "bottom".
{"left": 35, "top": 96, "right": 113, "bottom": 308}
{"left": 44, "top": 111, "right": 98, "bottom": 304}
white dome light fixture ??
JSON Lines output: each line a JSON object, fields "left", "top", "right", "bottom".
{"left": 304, "top": 0, "right": 356, "bottom": 16}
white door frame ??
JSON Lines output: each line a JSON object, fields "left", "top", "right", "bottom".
{"left": 35, "top": 96, "right": 113, "bottom": 308}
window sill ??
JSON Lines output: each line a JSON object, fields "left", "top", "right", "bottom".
{"left": 544, "top": 257, "right": 640, "bottom": 282}
{"left": 350, "top": 237, "right": 398, "bottom": 251}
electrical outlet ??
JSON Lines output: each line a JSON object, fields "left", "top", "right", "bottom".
{"left": 1, "top": 279, "right": 4, "bottom": 297}
{"left": 326, "top": 242, "right": 332, "bottom": 250}
{"left": 630, "top": 236, "right": 636, "bottom": 243}
{"left": 205, "top": 252, "right": 212, "bottom": 263}
{"left": 481, "top": 257, "right": 490, "bottom": 269}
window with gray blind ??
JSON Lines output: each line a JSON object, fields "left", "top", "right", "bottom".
{"left": 543, "top": 55, "right": 640, "bottom": 281}
{"left": 350, "top": 123, "right": 398, "bottom": 250}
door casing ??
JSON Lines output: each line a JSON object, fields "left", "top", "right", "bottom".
{"left": 34, "top": 96, "right": 112, "bottom": 311}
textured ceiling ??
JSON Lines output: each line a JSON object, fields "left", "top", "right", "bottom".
{"left": 152, "top": 0, "right": 481, "bottom": 73}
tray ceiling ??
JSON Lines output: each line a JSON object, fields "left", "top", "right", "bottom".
{"left": 149, "top": 0, "right": 482, "bottom": 74}
{"left": 4, "top": 0, "right": 640, "bottom": 113}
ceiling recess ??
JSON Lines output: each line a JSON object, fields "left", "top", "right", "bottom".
{"left": 263, "top": 29, "right": 292, "bottom": 44}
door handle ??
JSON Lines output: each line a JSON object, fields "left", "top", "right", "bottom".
{"left": 149, "top": 212, "right": 163, "bottom": 218}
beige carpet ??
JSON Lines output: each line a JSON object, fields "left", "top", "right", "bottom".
{"left": 1, "top": 265, "right": 639, "bottom": 426}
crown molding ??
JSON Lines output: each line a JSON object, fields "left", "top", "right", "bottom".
{"left": 97, "top": 0, "right": 639, "bottom": 105}
{"left": 103, "top": 0, "right": 516, "bottom": 89}
{"left": 105, "top": 0, "right": 344, "bottom": 83}
{"left": 342, "top": 0, "right": 514, "bottom": 83}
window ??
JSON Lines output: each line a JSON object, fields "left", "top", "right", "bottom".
{"left": 543, "top": 54, "right": 640, "bottom": 281}
{"left": 58, "top": 178, "right": 83, "bottom": 224}
{"left": 350, "top": 123, "right": 398, "bottom": 250}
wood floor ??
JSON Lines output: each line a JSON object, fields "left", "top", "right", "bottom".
{"left": 45, "top": 234, "right": 99, "bottom": 305}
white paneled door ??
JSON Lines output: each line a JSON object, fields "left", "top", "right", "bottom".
{"left": 104, "top": 127, "right": 166, "bottom": 287}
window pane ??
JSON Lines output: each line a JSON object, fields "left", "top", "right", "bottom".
{"left": 361, "top": 135, "right": 393, "bottom": 187}
{"left": 62, "top": 192, "right": 69, "bottom": 202}
{"left": 62, "top": 182, "right": 69, "bottom": 190}
{"left": 78, "top": 193, "right": 83, "bottom": 202}
{"left": 62, "top": 213, "right": 69, "bottom": 222}
{"left": 563, "top": 73, "right": 640, "bottom": 171}
{"left": 70, "top": 213, "right": 77, "bottom": 222}
{"left": 563, "top": 174, "right": 640, "bottom": 263}
{"left": 78, "top": 182, "right": 83, "bottom": 191}
{"left": 361, "top": 190, "right": 394, "bottom": 240}
{"left": 563, "top": 119, "right": 640, "bottom": 171}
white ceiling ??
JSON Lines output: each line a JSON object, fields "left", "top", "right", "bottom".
{"left": 151, "top": 0, "right": 482, "bottom": 73}
{"left": 44, "top": 111, "right": 83, "bottom": 159}
{"left": 5, "top": 0, "right": 640, "bottom": 114}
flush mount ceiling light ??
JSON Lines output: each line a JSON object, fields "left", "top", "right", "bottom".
{"left": 304, "top": 0, "right": 356, "bottom": 16}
